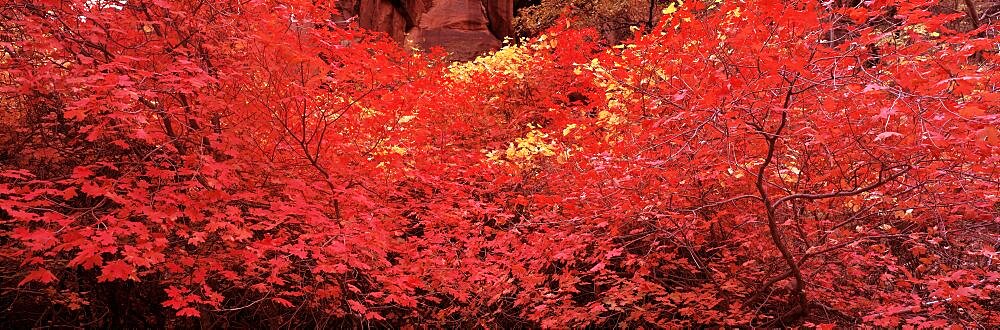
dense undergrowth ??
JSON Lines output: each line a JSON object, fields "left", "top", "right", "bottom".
{"left": 2, "top": 0, "right": 999, "bottom": 327}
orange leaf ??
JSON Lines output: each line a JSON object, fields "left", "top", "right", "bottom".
{"left": 959, "top": 105, "right": 985, "bottom": 117}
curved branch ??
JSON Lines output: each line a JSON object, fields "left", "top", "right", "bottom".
{"left": 753, "top": 108, "right": 809, "bottom": 319}
{"left": 771, "top": 165, "right": 911, "bottom": 208}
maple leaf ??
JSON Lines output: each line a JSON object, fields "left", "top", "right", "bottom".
{"left": 347, "top": 300, "right": 367, "bottom": 314}
{"left": 64, "top": 107, "right": 88, "bottom": 121}
{"left": 313, "top": 263, "right": 349, "bottom": 274}
{"left": 61, "top": 187, "right": 78, "bottom": 200}
{"left": 364, "top": 311, "right": 386, "bottom": 320}
{"left": 266, "top": 273, "right": 286, "bottom": 286}
{"left": 18, "top": 229, "right": 56, "bottom": 248}
{"left": 272, "top": 297, "right": 293, "bottom": 308}
{"left": 97, "top": 260, "right": 136, "bottom": 282}
{"left": 0, "top": 169, "right": 33, "bottom": 180}
{"left": 176, "top": 307, "right": 200, "bottom": 317}
{"left": 959, "top": 105, "right": 985, "bottom": 117}
{"left": 874, "top": 132, "right": 903, "bottom": 142}
{"left": 80, "top": 181, "right": 106, "bottom": 197}
{"left": 188, "top": 232, "right": 207, "bottom": 245}
{"left": 18, "top": 269, "right": 58, "bottom": 286}
{"left": 163, "top": 286, "right": 190, "bottom": 310}
{"left": 69, "top": 250, "right": 105, "bottom": 270}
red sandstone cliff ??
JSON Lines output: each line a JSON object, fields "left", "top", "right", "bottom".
{"left": 338, "top": 0, "right": 514, "bottom": 60}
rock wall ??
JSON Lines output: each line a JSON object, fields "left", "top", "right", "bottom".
{"left": 338, "top": 0, "right": 513, "bottom": 60}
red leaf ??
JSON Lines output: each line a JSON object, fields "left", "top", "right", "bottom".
{"left": 874, "top": 131, "right": 902, "bottom": 142}
{"left": 347, "top": 300, "right": 367, "bottom": 314}
{"left": 69, "top": 250, "right": 104, "bottom": 270}
{"left": 71, "top": 166, "right": 94, "bottom": 179}
{"left": 18, "top": 269, "right": 58, "bottom": 286}
{"left": 364, "top": 311, "right": 386, "bottom": 320}
{"left": 176, "top": 307, "right": 200, "bottom": 317}
{"left": 80, "top": 181, "right": 106, "bottom": 197}
{"left": 97, "top": 260, "right": 135, "bottom": 282}
{"left": 314, "top": 263, "right": 349, "bottom": 274}
{"left": 272, "top": 297, "right": 293, "bottom": 307}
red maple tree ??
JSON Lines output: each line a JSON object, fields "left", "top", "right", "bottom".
{"left": 1, "top": 0, "right": 997, "bottom": 327}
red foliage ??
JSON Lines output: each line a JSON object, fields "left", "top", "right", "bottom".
{"left": 1, "top": 0, "right": 998, "bottom": 327}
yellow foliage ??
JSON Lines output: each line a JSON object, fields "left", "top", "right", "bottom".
{"left": 447, "top": 44, "right": 533, "bottom": 81}
{"left": 506, "top": 129, "right": 557, "bottom": 160}
{"left": 662, "top": 3, "right": 678, "bottom": 15}
{"left": 563, "top": 124, "right": 578, "bottom": 136}
{"left": 485, "top": 128, "right": 560, "bottom": 168}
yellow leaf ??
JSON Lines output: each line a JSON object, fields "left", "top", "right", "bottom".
{"left": 662, "top": 4, "right": 677, "bottom": 15}
{"left": 728, "top": 7, "right": 741, "bottom": 18}
{"left": 563, "top": 124, "right": 577, "bottom": 136}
